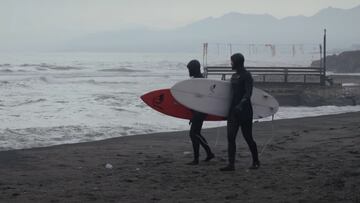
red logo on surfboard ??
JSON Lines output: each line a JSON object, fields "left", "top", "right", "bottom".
{"left": 152, "top": 94, "right": 164, "bottom": 110}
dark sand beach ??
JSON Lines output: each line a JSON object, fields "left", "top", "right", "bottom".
{"left": 1, "top": 112, "right": 359, "bottom": 202}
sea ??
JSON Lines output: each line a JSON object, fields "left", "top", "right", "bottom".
{"left": 1, "top": 52, "right": 359, "bottom": 151}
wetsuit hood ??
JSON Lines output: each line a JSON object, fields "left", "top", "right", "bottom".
{"left": 187, "top": 60, "right": 202, "bottom": 77}
{"left": 231, "top": 53, "right": 245, "bottom": 72}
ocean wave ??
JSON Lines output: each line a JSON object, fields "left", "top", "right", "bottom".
{"left": 99, "top": 81, "right": 124, "bottom": 84}
{"left": 94, "top": 94, "right": 121, "bottom": 101}
{"left": 70, "top": 79, "right": 125, "bottom": 85}
{"left": 118, "top": 81, "right": 138, "bottom": 85}
{"left": 112, "top": 107, "right": 136, "bottom": 113}
{"left": 99, "top": 67, "right": 148, "bottom": 73}
{"left": 0, "top": 81, "right": 10, "bottom": 85}
{"left": 4, "top": 77, "right": 51, "bottom": 86}
{"left": 55, "top": 100, "right": 69, "bottom": 104}
{"left": 77, "top": 79, "right": 97, "bottom": 85}
{"left": 20, "top": 63, "right": 37, "bottom": 67}
{"left": 38, "top": 76, "right": 49, "bottom": 83}
{"left": 23, "top": 76, "right": 51, "bottom": 84}
{"left": 0, "top": 80, "right": 29, "bottom": 88}
{"left": 93, "top": 92, "right": 137, "bottom": 102}
{"left": 0, "top": 68, "right": 29, "bottom": 73}
{"left": 93, "top": 94, "right": 131, "bottom": 107}
{"left": 20, "top": 63, "right": 82, "bottom": 71}
{"left": 0, "top": 69, "right": 13, "bottom": 73}
{"left": 20, "top": 63, "right": 50, "bottom": 67}
{"left": 0, "top": 64, "right": 11, "bottom": 67}
{"left": 11, "top": 98, "right": 47, "bottom": 107}
{"left": 93, "top": 81, "right": 138, "bottom": 85}
{"left": 36, "top": 67, "right": 48, "bottom": 71}
{"left": 48, "top": 66, "right": 82, "bottom": 71}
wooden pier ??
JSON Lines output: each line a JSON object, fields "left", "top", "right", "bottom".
{"left": 202, "top": 30, "right": 329, "bottom": 86}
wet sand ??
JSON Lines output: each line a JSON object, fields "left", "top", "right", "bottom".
{"left": 0, "top": 112, "right": 359, "bottom": 202}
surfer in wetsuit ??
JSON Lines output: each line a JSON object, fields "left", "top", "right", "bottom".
{"left": 220, "top": 53, "right": 260, "bottom": 171}
{"left": 186, "top": 60, "right": 215, "bottom": 165}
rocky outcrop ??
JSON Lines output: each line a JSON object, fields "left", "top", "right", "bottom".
{"left": 311, "top": 50, "right": 360, "bottom": 73}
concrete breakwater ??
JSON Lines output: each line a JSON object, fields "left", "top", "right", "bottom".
{"left": 256, "top": 76, "right": 360, "bottom": 106}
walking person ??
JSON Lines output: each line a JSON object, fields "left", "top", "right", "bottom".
{"left": 185, "top": 60, "right": 215, "bottom": 165}
{"left": 220, "top": 53, "right": 260, "bottom": 171}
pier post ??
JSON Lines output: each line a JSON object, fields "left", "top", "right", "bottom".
{"left": 321, "top": 29, "right": 327, "bottom": 86}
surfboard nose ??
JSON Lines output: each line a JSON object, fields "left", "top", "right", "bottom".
{"left": 140, "top": 91, "right": 156, "bottom": 106}
{"left": 140, "top": 93, "right": 148, "bottom": 104}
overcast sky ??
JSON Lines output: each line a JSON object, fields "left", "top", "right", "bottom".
{"left": 1, "top": 0, "right": 359, "bottom": 50}
{"left": 2, "top": 0, "right": 359, "bottom": 29}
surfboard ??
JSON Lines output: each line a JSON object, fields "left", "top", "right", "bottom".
{"left": 140, "top": 89, "right": 225, "bottom": 121}
{"left": 170, "top": 78, "right": 279, "bottom": 119}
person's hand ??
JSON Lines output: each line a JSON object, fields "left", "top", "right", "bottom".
{"left": 235, "top": 104, "right": 243, "bottom": 114}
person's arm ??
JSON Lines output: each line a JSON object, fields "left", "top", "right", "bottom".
{"left": 242, "top": 72, "right": 253, "bottom": 102}
{"left": 235, "top": 72, "right": 253, "bottom": 111}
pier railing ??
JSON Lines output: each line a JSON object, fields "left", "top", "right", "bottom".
{"left": 204, "top": 66, "right": 326, "bottom": 85}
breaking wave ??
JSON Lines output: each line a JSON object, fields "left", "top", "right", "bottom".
{"left": 0, "top": 125, "right": 141, "bottom": 151}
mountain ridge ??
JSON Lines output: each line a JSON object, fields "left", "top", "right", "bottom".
{"left": 64, "top": 4, "right": 360, "bottom": 52}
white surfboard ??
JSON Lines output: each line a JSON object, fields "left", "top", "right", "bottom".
{"left": 170, "top": 78, "right": 279, "bottom": 119}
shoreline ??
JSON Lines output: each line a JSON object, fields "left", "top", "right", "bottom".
{"left": 1, "top": 112, "right": 360, "bottom": 202}
{"left": 2, "top": 105, "right": 360, "bottom": 152}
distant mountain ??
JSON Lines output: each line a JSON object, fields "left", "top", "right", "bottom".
{"left": 65, "top": 5, "right": 360, "bottom": 52}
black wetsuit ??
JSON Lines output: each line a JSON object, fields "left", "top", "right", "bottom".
{"left": 189, "top": 110, "right": 212, "bottom": 162}
{"left": 186, "top": 59, "right": 214, "bottom": 164}
{"left": 188, "top": 74, "right": 213, "bottom": 163}
{"left": 227, "top": 69, "right": 259, "bottom": 167}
